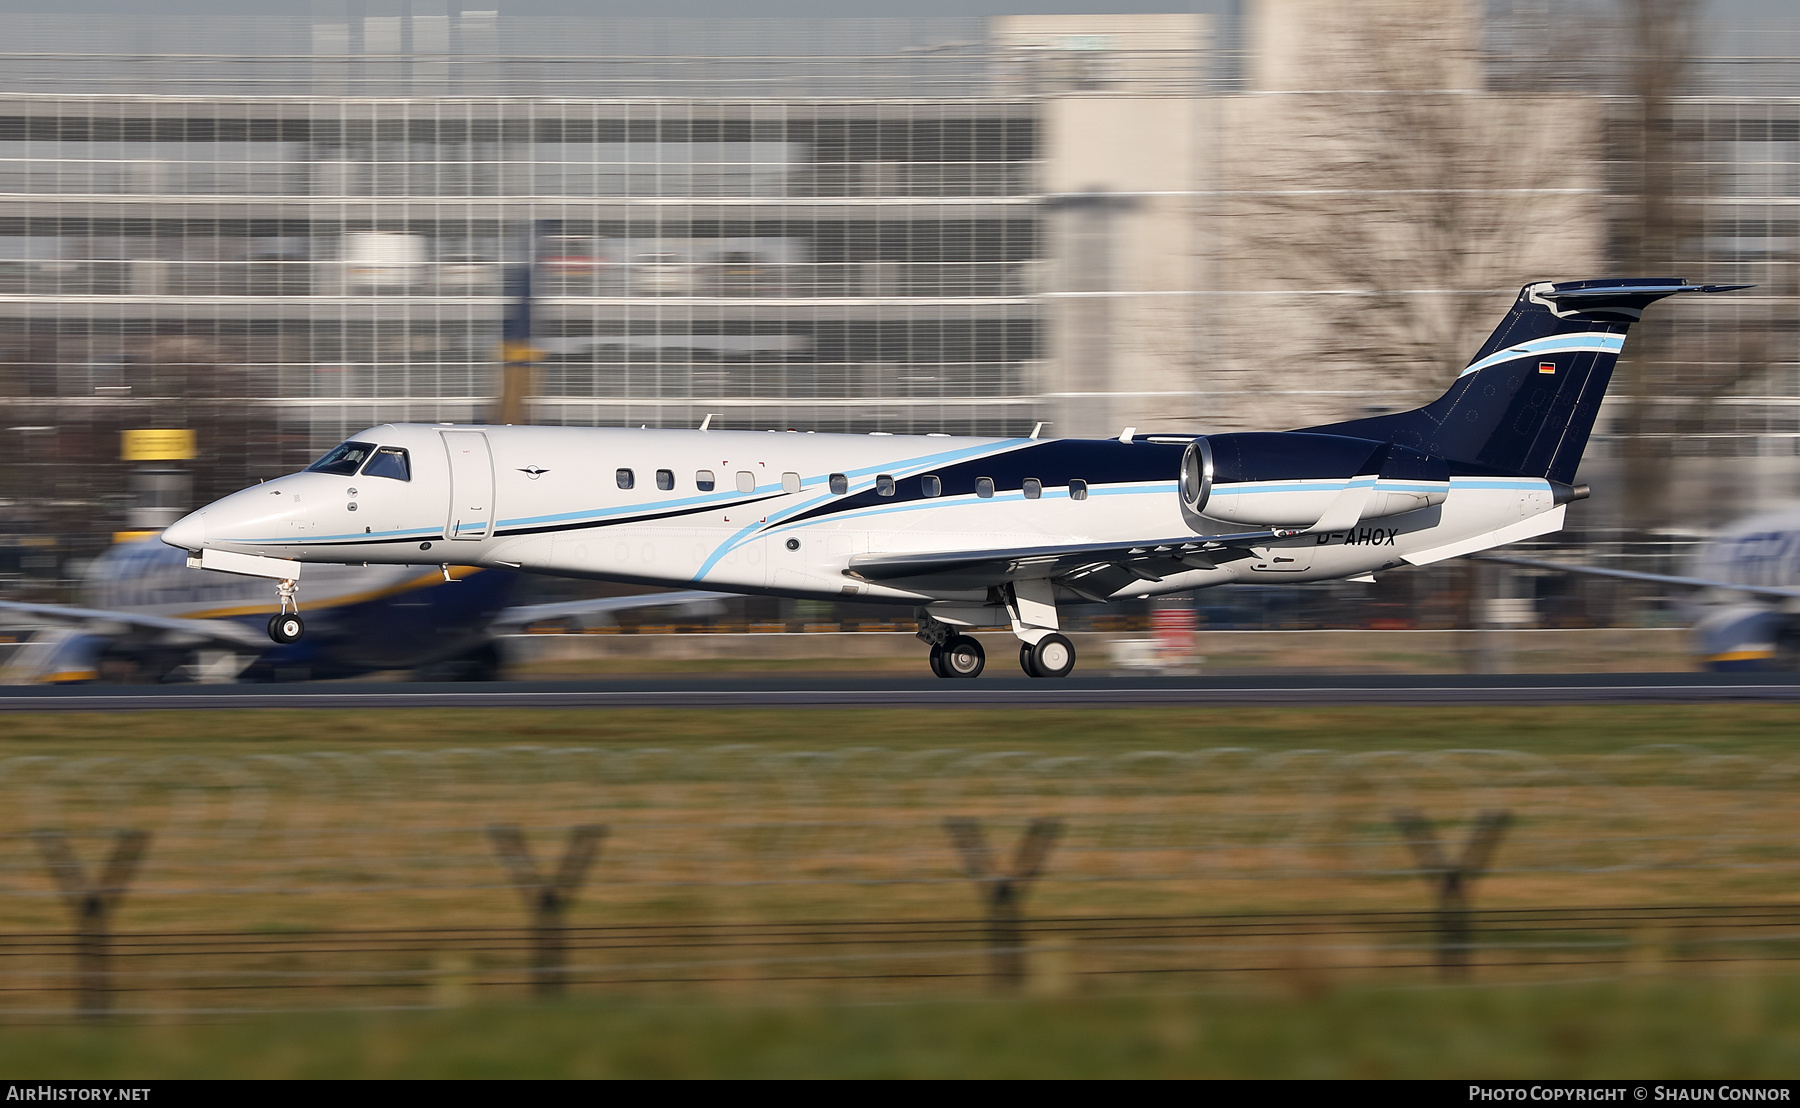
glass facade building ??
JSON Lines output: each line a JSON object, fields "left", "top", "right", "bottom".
{"left": 3, "top": 4, "right": 1800, "bottom": 633}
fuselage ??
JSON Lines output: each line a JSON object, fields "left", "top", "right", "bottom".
{"left": 163, "top": 423, "right": 1563, "bottom": 607}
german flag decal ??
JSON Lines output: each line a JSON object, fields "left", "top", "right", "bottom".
{"left": 1538, "top": 362, "right": 1557, "bottom": 374}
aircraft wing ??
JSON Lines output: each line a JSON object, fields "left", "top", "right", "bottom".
{"left": 1478, "top": 554, "right": 1800, "bottom": 601}
{"left": 0, "top": 599, "right": 268, "bottom": 646}
{"left": 488, "top": 589, "right": 731, "bottom": 633}
{"left": 847, "top": 530, "right": 1286, "bottom": 591}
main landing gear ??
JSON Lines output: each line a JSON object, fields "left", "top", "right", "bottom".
{"left": 267, "top": 577, "right": 305, "bottom": 644}
{"left": 1018, "top": 634, "right": 1077, "bottom": 679}
{"left": 929, "top": 635, "right": 986, "bottom": 679}
{"left": 917, "top": 579, "right": 1078, "bottom": 680}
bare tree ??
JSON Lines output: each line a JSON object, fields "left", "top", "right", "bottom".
{"left": 1213, "top": 1, "right": 1602, "bottom": 419}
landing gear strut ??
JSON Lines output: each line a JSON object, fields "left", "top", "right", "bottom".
{"left": 267, "top": 577, "right": 304, "bottom": 644}
{"left": 1008, "top": 580, "right": 1075, "bottom": 678}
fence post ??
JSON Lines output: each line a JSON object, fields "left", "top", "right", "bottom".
{"left": 1392, "top": 809, "right": 1511, "bottom": 980}
{"left": 944, "top": 817, "right": 1062, "bottom": 989}
{"left": 31, "top": 829, "right": 151, "bottom": 1018}
{"left": 487, "top": 824, "right": 605, "bottom": 997}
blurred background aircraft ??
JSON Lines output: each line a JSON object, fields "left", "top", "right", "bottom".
{"left": 1490, "top": 506, "right": 1800, "bottom": 672}
{"left": 0, "top": 535, "right": 725, "bottom": 683}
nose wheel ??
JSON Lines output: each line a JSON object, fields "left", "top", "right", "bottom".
{"left": 268, "top": 612, "right": 305, "bottom": 644}
{"left": 267, "top": 577, "right": 304, "bottom": 643}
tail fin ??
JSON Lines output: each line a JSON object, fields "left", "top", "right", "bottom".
{"left": 1304, "top": 279, "right": 1747, "bottom": 483}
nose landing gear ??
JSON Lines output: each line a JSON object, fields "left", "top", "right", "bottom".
{"left": 267, "top": 577, "right": 304, "bottom": 643}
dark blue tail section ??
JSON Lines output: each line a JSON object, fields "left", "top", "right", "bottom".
{"left": 1305, "top": 279, "right": 1747, "bottom": 484}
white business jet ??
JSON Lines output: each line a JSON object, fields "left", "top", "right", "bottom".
{"left": 161, "top": 279, "right": 1745, "bottom": 679}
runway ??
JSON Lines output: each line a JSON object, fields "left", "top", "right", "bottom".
{"left": 3, "top": 672, "right": 1800, "bottom": 711}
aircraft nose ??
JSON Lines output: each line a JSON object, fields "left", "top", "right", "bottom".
{"left": 161, "top": 511, "right": 205, "bottom": 551}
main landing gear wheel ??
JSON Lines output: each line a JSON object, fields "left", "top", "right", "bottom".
{"left": 268, "top": 613, "right": 305, "bottom": 644}
{"left": 931, "top": 635, "right": 985, "bottom": 679}
{"left": 1021, "top": 633, "right": 1076, "bottom": 679}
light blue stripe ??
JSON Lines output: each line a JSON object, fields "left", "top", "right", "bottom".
{"left": 1460, "top": 333, "right": 1625, "bottom": 377}
{"left": 761, "top": 482, "right": 1171, "bottom": 535}
{"left": 691, "top": 438, "right": 1042, "bottom": 580}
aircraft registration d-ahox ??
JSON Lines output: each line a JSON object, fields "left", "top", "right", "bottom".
{"left": 161, "top": 278, "right": 1746, "bottom": 679}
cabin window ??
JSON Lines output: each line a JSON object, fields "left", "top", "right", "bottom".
{"left": 876, "top": 474, "right": 895, "bottom": 497}
{"left": 736, "top": 470, "right": 756, "bottom": 493}
{"left": 696, "top": 469, "right": 716, "bottom": 491}
{"left": 1069, "top": 479, "right": 1089, "bottom": 501}
{"left": 361, "top": 446, "right": 410, "bottom": 481}
{"left": 616, "top": 468, "right": 635, "bottom": 490}
{"left": 1023, "top": 478, "right": 1042, "bottom": 500}
{"left": 922, "top": 475, "right": 941, "bottom": 497}
{"left": 307, "top": 440, "right": 376, "bottom": 476}
{"left": 782, "top": 472, "right": 802, "bottom": 494}
{"left": 829, "top": 473, "right": 848, "bottom": 495}
{"left": 976, "top": 477, "right": 995, "bottom": 499}
{"left": 656, "top": 469, "right": 674, "bottom": 491}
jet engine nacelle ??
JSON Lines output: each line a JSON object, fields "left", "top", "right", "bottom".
{"left": 1180, "top": 434, "right": 1448, "bottom": 529}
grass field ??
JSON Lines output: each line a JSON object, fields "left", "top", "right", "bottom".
{"left": 5, "top": 704, "right": 1800, "bottom": 1075}
{"left": 0, "top": 701, "right": 1792, "bottom": 757}
{"left": 4, "top": 704, "right": 1800, "bottom": 927}
{"left": 7, "top": 977, "right": 1800, "bottom": 1078}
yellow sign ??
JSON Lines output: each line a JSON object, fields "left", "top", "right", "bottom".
{"left": 121, "top": 428, "right": 197, "bottom": 462}
{"left": 498, "top": 341, "right": 546, "bottom": 364}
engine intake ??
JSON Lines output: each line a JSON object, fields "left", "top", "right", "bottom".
{"left": 1179, "top": 440, "right": 1213, "bottom": 516}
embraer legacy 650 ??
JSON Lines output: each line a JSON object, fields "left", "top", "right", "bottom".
{"left": 161, "top": 279, "right": 1745, "bottom": 679}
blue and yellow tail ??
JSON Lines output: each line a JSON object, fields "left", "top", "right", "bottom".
{"left": 1307, "top": 279, "right": 1747, "bottom": 483}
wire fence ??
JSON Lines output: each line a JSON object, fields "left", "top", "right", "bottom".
{"left": 4, "top": 744, "right": 1800, "bottom": 1014}
{"left": 9, "top": 906, "right": 1800, "bottom": 1018}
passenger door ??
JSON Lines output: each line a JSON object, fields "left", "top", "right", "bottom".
{"left": 442, "top": 430, "right": 495, "bottom": 540}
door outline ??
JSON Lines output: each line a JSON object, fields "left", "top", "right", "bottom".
{"left": 442, "top": 430, "right": 495, "bottom": 540}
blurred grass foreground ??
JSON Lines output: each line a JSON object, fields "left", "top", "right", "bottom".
{"left": 9, "top": 980, "right": 1800, "bottom": 1079}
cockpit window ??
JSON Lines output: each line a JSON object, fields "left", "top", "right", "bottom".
{"left": 361, "top": 446, "right": 410, "bottom": 481}
{"left": 307, "top": 441, "right": 377, "bottom": 476}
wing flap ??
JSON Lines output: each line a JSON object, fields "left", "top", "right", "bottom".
{"left": 847, "top": 530, "right": 1283, "bottom": 585}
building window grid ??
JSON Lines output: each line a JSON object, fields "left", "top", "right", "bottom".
{"left": 10, "top": 88, "right": 1044, "bottom": 449}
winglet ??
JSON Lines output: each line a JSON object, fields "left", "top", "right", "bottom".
{"left": 1306, "top": 477, "right": 1376, "bottom": 534}
{"left": 1117, "top": 426, "right": 1136, "bottom": 444}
